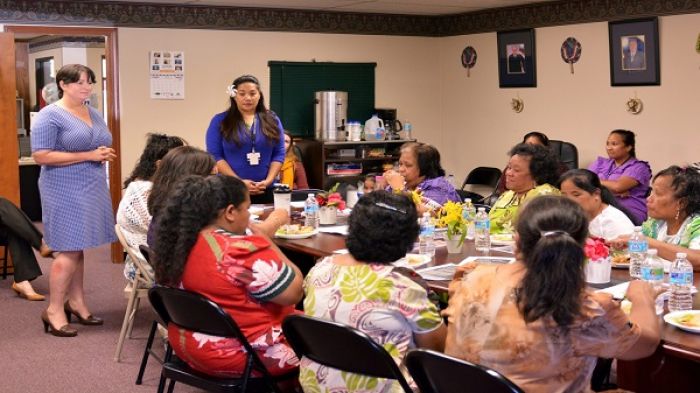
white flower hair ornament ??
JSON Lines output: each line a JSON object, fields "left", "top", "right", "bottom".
{"left": 226, "top": 84, "right": 237, "bottom": 98}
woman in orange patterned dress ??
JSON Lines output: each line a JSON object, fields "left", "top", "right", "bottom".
{"left": 443, "top": 195, "right": 660, "bottom": 392}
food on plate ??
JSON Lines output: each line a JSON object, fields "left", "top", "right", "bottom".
{"left": 275, "top": 224, "right": 314, "bottom": 235}
{"left": 672, "top": 313, "right": 700, "bottom": 328}
{"left": 611, "top": 253, "right": 631, "bottom": 265}
{"left": 406, "top": 254, "right": 428, "bottom": 267}
{"left": 491, "top": 233, "right": 514, "bottom": 242}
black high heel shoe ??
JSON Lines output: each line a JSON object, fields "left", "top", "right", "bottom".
{"left": 64, "top": 301, "right": 104, "bottom": 326}
{"left": 41, "top": 310, "right": 78, "bottom": 337}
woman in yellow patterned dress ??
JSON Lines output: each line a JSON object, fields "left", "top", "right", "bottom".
{"left": 489, "top": 143, "right": 560, "bottom": 234}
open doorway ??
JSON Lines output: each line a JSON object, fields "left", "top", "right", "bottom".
{"left": 5, "top": 25, "right": 123, "bottom": 263}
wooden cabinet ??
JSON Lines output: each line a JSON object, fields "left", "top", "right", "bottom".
{"left": 319, "top": 139, "right": 413, "bottom": 189}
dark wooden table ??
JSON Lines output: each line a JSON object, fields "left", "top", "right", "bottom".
{"left": 270, "top": 212, "right": 700, "bottom": 391}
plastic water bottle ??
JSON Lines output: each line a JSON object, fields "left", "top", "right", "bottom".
{"left": 669, "top": 252, "right": 694, "bottom": 312}
{"left": 304, "top": 193, "right": 319, "bottom": 229}
{"left": 404, "top": 122, "right": 412, "bottom": 140}
{"left": 641, "top": 249, "right": 665, "bottom": 314}
{"left": 474, "top": 207, "right": 490, "bottom": 253}
{"left": 418, "top": 212, "right": 436, "bottom": 258}
{"left": 462, "top": 198, "right": 476, "bottom": 240}
{"left": 628, "top": 226, "right": 647, "bottom": 279}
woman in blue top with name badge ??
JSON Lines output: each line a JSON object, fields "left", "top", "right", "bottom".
{"left": 206, "top": 75, "right": 286, "bottom": 204}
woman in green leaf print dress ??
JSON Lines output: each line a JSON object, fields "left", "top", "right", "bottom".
{"left": 301, "top": 190, "right": 446, "bottom": 393}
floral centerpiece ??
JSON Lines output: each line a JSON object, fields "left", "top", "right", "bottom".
{"left": 316, "top": 183, "right": 345, "bottom": 225}
{"left": 437, "top": 201, "right": 467, "bottom": 253}
{"left": 584, "top": 237, "right": 611, "bottom": 284}
{"left": 316, "top": 183, "right": 346, "bottom": 210}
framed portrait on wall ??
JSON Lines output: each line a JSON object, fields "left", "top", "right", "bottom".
{"left": 497, "top": 29, "right": 536, "bottom": 88}
{"left": 608, "top": 17, "right": 660, "bottom": 86}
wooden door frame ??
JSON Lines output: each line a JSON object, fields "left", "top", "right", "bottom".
{"left": 5, "top": 25, "right": 123, "bottom": 263}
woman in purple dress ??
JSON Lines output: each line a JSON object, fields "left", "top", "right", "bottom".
{"left": 384, "top": 142, "right": 460, "bottom": 212}
{"left": 31, "top": 64, "right": 117, "bottom": 337}
{"left": 588, "top": 130, "right": 651, "bottom": 225}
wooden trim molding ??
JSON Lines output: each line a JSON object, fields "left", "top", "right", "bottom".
{"left": 0, "top": 0, "right": 698, "bottom": 37}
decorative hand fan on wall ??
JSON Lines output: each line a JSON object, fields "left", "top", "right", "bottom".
{"left": 461, "top": 46, "right": 477, "bottom": 77}
{"left": 561, "top": 37, "right": 581, "bottom": 74}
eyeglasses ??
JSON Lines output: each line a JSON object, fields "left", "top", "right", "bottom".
{"left": 374, "top": 202, "right": 406, "bottom": 214}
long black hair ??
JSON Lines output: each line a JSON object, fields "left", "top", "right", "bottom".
{"left": 515, "top": 195, "right": 589, "bottom": 328}
{"left": 220, "top": 74, "right": 281, "bottom": 147}
{"left": 653, "top": 166, "right": 700, "bottom": 218}
{"left": 147, "top": 146, "right": 216, "bottom": 218}
{"left": 610, "top": 129, "right": 637, "bottom": 158}
{"left": 558, "top": 169, "right": 636, "bottom": 222}
{"left": 123, "top": 133, "right": 185, "bottom": 188}
{"left": 152, "top": 175, "right": 248, "bottom": 286}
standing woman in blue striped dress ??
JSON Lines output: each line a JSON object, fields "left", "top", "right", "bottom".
{"left": 31, "top": 64, "right": 117, "bottom": 337}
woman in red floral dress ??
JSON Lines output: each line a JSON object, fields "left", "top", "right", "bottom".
{"left": 152, "top": 174, "right": 303, "bottom": 377}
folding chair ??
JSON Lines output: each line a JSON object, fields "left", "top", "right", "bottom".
{"left": 148, "top": 286, "right": 296, "bottom": 393}
{"left": 282, "top": 314, "right": 413, "bottom": 393}
{"left": 406, "top": 349, "right": 523, "bottom": 393}
{"left": 114, "top": 224, "right": 154, "bottom": 362}
{"left": 458, "top": 167, "right": 502, "bottom": 203}
{"left": 135, "top": 244, "right": 165, "bottom": 385}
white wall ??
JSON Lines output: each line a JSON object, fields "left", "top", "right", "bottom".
{"left": 117, "top": 28, "right": 441, "bottom": 177}
{"left": 437, "top": 13, "right": 700, "bottom": 180}
{"left": 28, "top": 47, "right": 61, "bottom": 108}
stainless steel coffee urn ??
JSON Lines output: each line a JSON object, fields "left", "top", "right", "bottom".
{"left": 314, "top": 91, "right": 347, "bottom": 141}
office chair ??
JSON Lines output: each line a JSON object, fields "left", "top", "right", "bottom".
{"left": 458, "top": 167, "right": 502, "bottom": 203}
{"left": 549, "top": 140, "right": 579, "bottom": 171}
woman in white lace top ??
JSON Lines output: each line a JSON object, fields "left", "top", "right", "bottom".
{"left": 117, "top": 133, "right": 185, "bottom": 280}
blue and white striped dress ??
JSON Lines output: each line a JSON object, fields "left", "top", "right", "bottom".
{"left": 31, "top": 104, "right": 117, "bottom": 251}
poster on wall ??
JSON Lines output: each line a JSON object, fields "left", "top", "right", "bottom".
{"left": 150, "top": 50, "right": 185, "bottom": 99}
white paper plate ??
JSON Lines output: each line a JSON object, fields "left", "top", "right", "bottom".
{"left": 460, "top": 256, "right": 515, "bottom": 265}
{"left": 664, "top": 310, "right": 700, "bottom": 334}
{"left": 394, "top": 253, "right": 432, "bottom": 269}
{"left": 274, "top": 229, "right": 319, "bottom": 239}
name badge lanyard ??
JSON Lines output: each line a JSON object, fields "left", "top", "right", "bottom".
{"left": 246, "top": 116, "right": 261, "bottom": 166}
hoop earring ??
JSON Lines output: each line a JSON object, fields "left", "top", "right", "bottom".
{"left": 675, "top": 209, "right": 680, "bottom": 221}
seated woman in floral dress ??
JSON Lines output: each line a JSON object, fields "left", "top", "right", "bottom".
{"left": 301, "top": 190, "right": 446, "bottom": 392}
{"left": 444, "top": 196, "right": 660, "bottom": 392}
{"left": 152, "top": 174, "right": 303, "bottom": 378}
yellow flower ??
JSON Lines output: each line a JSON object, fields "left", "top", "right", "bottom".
{"left": 437, "top": 201, "right": 467, "bottom": 246}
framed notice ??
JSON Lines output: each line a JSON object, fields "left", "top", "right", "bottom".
{"left": 150, "top": 50, "right": 185, "bottom": 99}
{"left": 497, "top": 29, "right": 537, "bottom": 88}
{"left": 608, "top": 18, "right": 660, "bottom": 86}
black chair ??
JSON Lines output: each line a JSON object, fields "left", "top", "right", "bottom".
{"left": 458, "top": 167, "right": 502, "bottom": 203}
{"left": 406, "top": 349, "right": 523, "bottom": 393}
{"left": 291, "top": 188, "right": 325, "bottom": 202}
{"left": 148, "top": 286, "right": 295, "bottom": 393}
{"left": 550, "top": 140, "right": 579, "bottom": 171}
{"left": 134, "top": 245, "right": 165, "bottom": 386}
{"left": 282, "top": 314, "right": 413, "bottom": 393}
